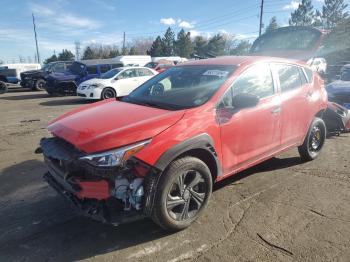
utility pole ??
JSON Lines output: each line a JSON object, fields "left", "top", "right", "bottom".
{"left": 122, "top": 31, "right": 126, "bottom": 55}
{"left": 259, "top": 0, "right": 264, "bottom": 37}
{"left": 32, "top": 13, "right": 40, "bottom": 64}
{"left": 74, "top": 41, "right": 81, "bottom": 61}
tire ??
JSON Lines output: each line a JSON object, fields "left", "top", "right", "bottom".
{"left": 101, "top": 87, "right": 116, "bottom": 100}
{"left": 151, "top": 156, "right": 213, "bottom": 231}
{"left": 0, "top": 81, "right": 7, "bottom": 94}
{"left": 33, "top": 79, "right": 46, "bottom": 91}
{"left": 298, "top": 117, "right": 326, "bottom": 161}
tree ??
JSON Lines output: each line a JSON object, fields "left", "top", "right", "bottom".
{"left": 43, "top": 54, "right": 58, "bottom": 64}
{"left": 230, "top": 40, "right": 252, "bottom": 55}
{"left": 175, "top": 29, "right": 194, "bottom": 58}
{"left": 322, "top": 0, "right": 349, "bottom": 29}
{"left": 322, "top": 18, "right": 350, "bottom": 65}
{"left": 193, "top": 36, "right": 208, "bottom": 57}
{"left": 265, "top": 16, "right": 279, "bottom": 33}
{"left": 82, "top": 47, "right": 94, "bottom": 60}
{"left": 313, "top": 10, "right": 323, "bottom": 27}
{"left": 207, "top": 34, "right": 227, "bottom": 56}
{"left": 129, "top": 46, "right": 137, "bottom": 55}
{"left": 289, "top": 0, "right": 315, "bottom": 26}
{"left": 147, "top": 36, "right": 165, "bottom": 56}
{"left": 58, "top": 49, "right": 75, "bottom": 61}
{"left": 162, "top": 27, "right": 175, "bottom": 56}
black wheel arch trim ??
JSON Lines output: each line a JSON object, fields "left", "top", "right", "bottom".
{"left": 154, "top": 133, "right": 222, "bottom": 178}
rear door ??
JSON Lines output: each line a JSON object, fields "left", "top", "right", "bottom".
{"left": 272, "top": 63, "right": 313, "bottom": 147}
{"left": 136, "top": 68, "right": 156, "bottom": 85}
{"left": 218, "top": 63, "right": 281, "bottom": 175}
{"left": 116, "top": 69, "right": 139, "bottom": 96}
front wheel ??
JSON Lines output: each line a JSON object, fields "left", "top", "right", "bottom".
{"left": 151, "top": 156, "right": 212, "bottom": 231}
{"left": 33, "top": 79, "right": 46, "bottom": 91}
{"left": 298, "top": 117, "right": 326, "bottom": 161}
{"left": 101, "top": 87, "right": 116, "bottom": 100}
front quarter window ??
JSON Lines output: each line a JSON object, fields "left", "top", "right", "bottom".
{"left": 124, "top": 65, "right": 236, "bottom": 110}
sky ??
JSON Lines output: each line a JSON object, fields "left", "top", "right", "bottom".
{"left": 0, "top": 0, "right": 348, "bottom": 63}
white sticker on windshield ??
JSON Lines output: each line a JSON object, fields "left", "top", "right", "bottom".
{"left": 203, "top": 70, "right": 229, "bottom": 77}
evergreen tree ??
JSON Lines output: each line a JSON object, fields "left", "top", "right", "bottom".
{"left": 109, "top": 49, "right": 120, "bottom": 58}
{"left": 82, "top": 47, "right": 94, "bottom": 60}
{"left": 313, "top": 10, "right": 323, "bottom": 27}
{"left": 230, "top": 40, "right": 252, "bottom": 55}
{"left": 193, "top": 36, "right": 208, "bottom": 57}
{"left": 175, "top": 29, "right": 194, "bottom": 58}
{"left": 147, "top": 36, "right": 165, "bottom": 57}
{"left": 162, "top": 27, "right": 175, "bottom": 56}
{"left": 322, "top": 18, "right": 350, "bottom": 65}
{"left": 207, "top": 34, "right": 226, "bottom": 56}
{"left": 265, "top": 16, "right": 279, "bottom": 33}
{"left": 43, "top": 54, "right": 58, "bottom": 64}
{"left": 57, "top": 49, "right": 75, "bottom": 61}
{"left": 129, "top": 46, "right": 137, "bottom": 55}
{"left": 289, "top": 0, "right": 315, "bottom": 26}
{"left": 322, "top": 0, "right": 349, "bottom": 29}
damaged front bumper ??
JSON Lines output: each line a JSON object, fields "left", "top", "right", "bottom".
{"left": 39, "top": 137, "right": 158, "bottom": 226}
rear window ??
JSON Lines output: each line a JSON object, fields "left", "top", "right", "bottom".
{"left": 137, "top": 68, "right": 154, "bottom": 76}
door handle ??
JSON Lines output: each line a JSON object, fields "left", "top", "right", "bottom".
{"left": 271, "top": 106, "right": 281, "bottom": 114}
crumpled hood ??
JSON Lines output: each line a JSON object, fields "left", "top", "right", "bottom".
{"left": 47, "top": 100, "right": 185, "bottom": 153}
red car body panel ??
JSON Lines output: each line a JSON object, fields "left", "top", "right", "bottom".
{"left": 48, "top": 100, "right": 185, "bottom": 153}
{"left": 48, "top": 56, "right": 328, "bottom": 183}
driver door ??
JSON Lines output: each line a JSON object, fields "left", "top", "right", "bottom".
{"left": 218, "top": 63, "right": 281, "bottom": 175}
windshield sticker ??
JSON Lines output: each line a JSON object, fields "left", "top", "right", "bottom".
{"left": 203, "top": 70, "right": 229, "bottom": 77}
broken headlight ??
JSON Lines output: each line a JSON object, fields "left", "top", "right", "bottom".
{"left": 79, "top": 140, "right": 151, "bottom": 167}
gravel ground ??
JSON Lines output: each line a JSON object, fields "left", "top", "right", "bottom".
{"left": 1, "top": 88, "right": 350, "bottom": 262}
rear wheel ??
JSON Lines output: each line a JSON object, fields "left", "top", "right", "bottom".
{"left": 298, "top": 117, "right": 326, "bottom": 161}
{"left": 34, "top": 79, "right": 46, "bottom": 91}
{"left": 101, "top": 87, "right": 116, "bottom": 100}
{"left": 0, "top": 81, "right": 7, "bottom": 94}
{"left": 151, "top": 156, "right": 212, "bottom": 231}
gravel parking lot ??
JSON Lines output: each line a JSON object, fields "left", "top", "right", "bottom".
{"left": 1, "top": 88, "right": 350, "bottom": 262}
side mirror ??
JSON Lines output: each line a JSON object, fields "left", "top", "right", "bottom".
{"left": 232, "top": 93, "right": 259, "bottom": 109}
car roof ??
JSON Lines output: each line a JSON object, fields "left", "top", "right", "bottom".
{"left": 182, "top": 56, "right": 307, "bottom": 67}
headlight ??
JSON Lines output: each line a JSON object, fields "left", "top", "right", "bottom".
{"left": 79, "top": 140, "right": 151, "bottom": 167}
{"left": 90, "top": 83, "right": 102, "bottom": 89}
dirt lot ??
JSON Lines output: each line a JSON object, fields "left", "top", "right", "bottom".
{"left": 1, "top": 88, "right": 350, "bottom": 262}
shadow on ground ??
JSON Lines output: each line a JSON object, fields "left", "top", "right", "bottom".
{"left": 0, "top": 156, "right": 303, "bottom": 261}
{"left": 0, "top": 93, "right": 49, "bottom": 100}
{"left": 39, "top": 98, "right": 92, "bottom": 106}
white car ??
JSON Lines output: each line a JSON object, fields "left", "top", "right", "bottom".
{"left": 77, "top": 66, "right": 158, "bottom": 100}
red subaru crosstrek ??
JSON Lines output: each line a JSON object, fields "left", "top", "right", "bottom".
{"left": 39, "top": 56, "right": 328, "bottom": 231}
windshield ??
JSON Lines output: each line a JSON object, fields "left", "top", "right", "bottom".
{"left": 145, "top": 62, "right": 157, "bottom": 68}
{"left": 123, "top": 65, "right": 235, "bottom": 110}
{"left": 251, "top": 27, "right": 322, "bottom": 52}
{"left": 42, "top": 63, "right": 52, "bottom": 71}
{"left": 341, "top": 71, "right": 350, "bottom": 81}
{"left": 68, "top": 62, "right": 85, "bottom": 75}
{"left": 101, "top": 68, "right": 123, "bottom": 79}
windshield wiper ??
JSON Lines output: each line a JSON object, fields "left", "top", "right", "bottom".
{"left": 122, "top": 97, "right": 178, "bottom": 110}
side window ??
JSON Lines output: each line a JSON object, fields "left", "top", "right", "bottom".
{"left": 275, "top": 64, "right": 302, "bottom": 92}
{"left": 137, "top": 68, "right": 154, "bottom": 76}
{"left": 86, "top": 66, "right": 98, "bottom": 75}
{"left": 53, "top": 63, "right": 65, "bottom": 73}
{"left": 233, "top": 64, "right": 274, "bottom": 99}
{"left": 119, "top": 69, "right": 137, "bottom": 79}
{"left": 64, "top": 62, "right": 73, "bottom": 70}
{"left": 219, "top": 87, "right": 233, "bottom": 108}
{"left": 299, "top": 67, "right": 308, "bottom": 85}
{"left": 100, "top": 65, "right": 111, "bottom": 73}
{"left": 304, "top": 67, "right": 313, "bottom": 83}
{"left": 111, "top": 63, "right": 123, "bottom": 69}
